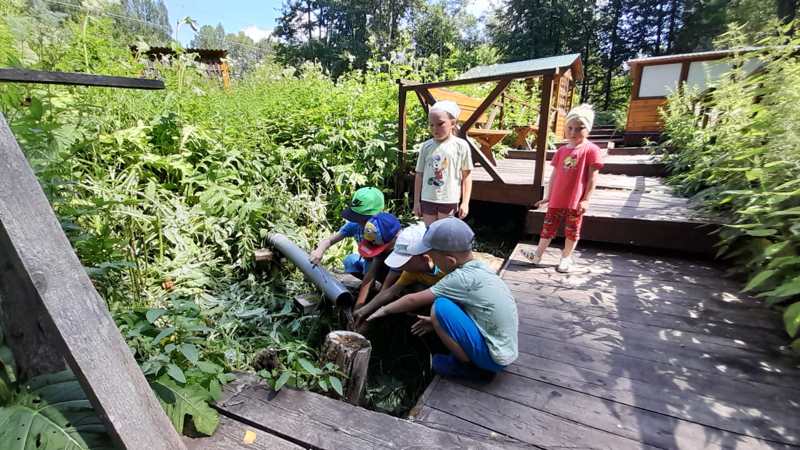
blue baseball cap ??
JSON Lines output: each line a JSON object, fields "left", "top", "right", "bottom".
{"left": 358, "top": 212, "right": 401, "bottom": 258}
{"left": 407, "top": 217, "right": 474, "bottom": 255}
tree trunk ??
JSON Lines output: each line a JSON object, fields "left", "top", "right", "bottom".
{"left": 654, "top": 2, "right": 665, "bottom": 55}
{"left": 603, "top": 0, "right": 623, "bottom": 110}
{"left": 666, "top": 0, "right": 680, "bottom": 52}
{"left": 321, "top": 331, "right": 371, "bottom": 405}
{"left": 777, "top": 0, "right": 797, "bottom": 24}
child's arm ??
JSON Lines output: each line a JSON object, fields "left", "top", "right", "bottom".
{"left": 309, "top": 232, "right": 346, "bottom": 265}
{"left": 536, "top": 169, "right": 557, "bottom": 209}
{"left": 413, "top": 172, "right": 423, "bottom": 217}
{"left": 366, "top": 289, "right": 436, "bottom": 321}
{"left": 458, "top": 169, "right": 472, "bottom": 219}
{"left": 381, "top": 270, "right": 401, "bottom": 292}
{"left": 352, "top": 281, "right": 405, "bottom": 326}
{"left": 355, "top": 261, "right": 378, "bottom": 307}
{"left": 579, "top": 167, "right": 599, "bottom": 214}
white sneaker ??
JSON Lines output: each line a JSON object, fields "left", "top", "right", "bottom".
{"left": 557, "top": 256, "right": 574, "bottom": 273}
{"left": 521, "top": 248, "right": 542, "bottom": 265}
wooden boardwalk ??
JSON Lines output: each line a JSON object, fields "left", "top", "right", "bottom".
{"left": 470, "top": 157, "right": 719, "bottom": 253}
{"left": 413, "top": 242, "right": 800, "bottom": 449}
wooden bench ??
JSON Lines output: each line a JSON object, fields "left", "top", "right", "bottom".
{"left": 429, "top": 88, "right": 512, "bottom": 164}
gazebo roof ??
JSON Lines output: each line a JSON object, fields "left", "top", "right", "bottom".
{"left": 458, "top": 53, "right": 583, "bottom": 82}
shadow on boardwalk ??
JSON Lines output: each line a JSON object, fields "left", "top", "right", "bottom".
{"left": 414, "top": 242, "right": 800, "bottom": 449}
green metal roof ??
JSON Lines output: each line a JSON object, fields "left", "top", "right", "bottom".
{"left": 458, "top": 53, "right": 582, "bottom": 80}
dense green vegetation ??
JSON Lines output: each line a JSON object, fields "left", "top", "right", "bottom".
{"left": 661, "top": 22, "right": 800, "bottom": 350}
{"left": 0, "top": 3, "right": 430, "bottom": 442}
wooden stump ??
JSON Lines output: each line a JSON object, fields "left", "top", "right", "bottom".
{"left": 320, "top": 331, "right": 371, "bottom": 405}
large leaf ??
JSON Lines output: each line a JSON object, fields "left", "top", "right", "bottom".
{"left": 0, "top": 370, "right": 113, "bottom": 450}
{"left": 784, "top": 302, "right": 800, "bottom": 338}
{"left": 150, "top": 376, "right": 219, "bottom": 436}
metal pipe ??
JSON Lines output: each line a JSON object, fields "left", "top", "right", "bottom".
{"left": 267, "top": 233, "right": 354, "bottom": 307}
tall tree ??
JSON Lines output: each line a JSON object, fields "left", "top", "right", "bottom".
{"left": 190, "top": 24, "right": 226, "bottom": 49}
{"left": 115, "top": 0, "right": 172, "bottom": 44}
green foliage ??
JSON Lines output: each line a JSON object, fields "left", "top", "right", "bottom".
{"left": 660, "top": 21, "right": 800, "bottom": 348}
{"left": 1, "top": 6, "right": 423, "bottom": 441}
{"left": 150, "top": 376, "right": 219, "bottom": 436}
{"left": 0, "top": 370, "right": 114, "bottom": 450}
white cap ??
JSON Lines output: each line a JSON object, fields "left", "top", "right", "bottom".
{"left": 565, "top": 104, "right": 595, "bottom": 132}
{"left": 384, "top": 223, "right": 427, "bottom": 269}
{"left": 430, "top": 100, "right": 461, "bottom": 121}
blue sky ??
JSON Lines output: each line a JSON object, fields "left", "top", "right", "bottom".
{"left": 163, "top": 0, "right": 495, "bottom": 46}
{"left": 164, "top": 0, "right": 283, "bottom": 45}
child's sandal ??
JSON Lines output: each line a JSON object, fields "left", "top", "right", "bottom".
{"left": 521, "top": 248, "right": 543, "bottom": 265}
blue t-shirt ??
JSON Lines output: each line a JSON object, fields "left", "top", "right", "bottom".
{"left": 338, "top": 221, "right": 364, "bottom": 242}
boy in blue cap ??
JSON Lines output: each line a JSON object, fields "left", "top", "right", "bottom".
{"left": 354, "top": 212, "right": 401, "bottom": 307}
{"left": 367, "top": 217, "right": 518, "bottom": 379}
{"left": 310, "top": 187, "right": 384, "bottom": 277}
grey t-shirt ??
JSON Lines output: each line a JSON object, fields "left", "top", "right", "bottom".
{"left": 430, "top": 259, "right": 519, "bottom": 365}
{"left": 415, "top": 136, "right": 473, "bottom": 204}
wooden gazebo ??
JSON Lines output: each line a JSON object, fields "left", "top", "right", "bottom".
{"left": 397, "top": 54, "right": 583, "bottom": 206}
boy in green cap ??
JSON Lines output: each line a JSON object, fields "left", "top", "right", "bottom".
{"left": 310, "top": 187, "right": 384, "bottom": 278}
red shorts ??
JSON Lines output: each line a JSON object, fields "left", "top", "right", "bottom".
{"left": 540, "top": 208, "right": 584, "bottom": 241}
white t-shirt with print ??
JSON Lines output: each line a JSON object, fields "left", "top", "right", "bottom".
{"left": 415, "top": 136, "right": 473, "bottom": 204}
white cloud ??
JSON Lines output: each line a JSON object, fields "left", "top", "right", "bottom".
{"left": 241, "top": 25, "right": 271, "bottom": 42}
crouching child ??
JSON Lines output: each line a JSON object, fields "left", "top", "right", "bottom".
{"left": 367, "top": 217, "right": 518, "bottom": 379}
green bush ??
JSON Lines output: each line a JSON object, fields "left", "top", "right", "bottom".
{"left": 660, "top": 22, "right": 800, "bottom": 350}
{"left": 0, "top": 9, "right": 425, "bottom": 439}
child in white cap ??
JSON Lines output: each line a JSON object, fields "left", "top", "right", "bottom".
{"left": 413, "top": 100, "right": 473, "bottom": 226}
{"left": 367, "top": 218, "right": 518, "bottom": 380}
{"left": 522, "top": 104, "right": 604, "bottom": 272}
{"left": 352, "top": 223, "right": 446, "bottom": 330}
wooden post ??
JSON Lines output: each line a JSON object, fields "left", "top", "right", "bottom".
{"left": 456, "top": 80, "right": 510, "bottom": 182}
{"left": 533, "top": 74, "right": 554, "bottom": 200}
{"left": 321, "top": 331, "right": 371, "bottom": 405}
{"left": 0, "top": 113, "right": 185, "bottom": 449}
{"left": 396, "top": 84, "right": 408, "bottom": 198}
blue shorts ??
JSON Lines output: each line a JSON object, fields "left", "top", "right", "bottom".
{"left": 433, "top": 297, "right": 505, "bottom": 372}
{"left": 343, "top": 253, "right": 369, "bottom": 275}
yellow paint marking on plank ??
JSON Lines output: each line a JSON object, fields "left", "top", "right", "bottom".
{"left": 243, "top": 429, "right": 257, "bottom": 444}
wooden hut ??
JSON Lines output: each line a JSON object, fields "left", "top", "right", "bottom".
{"left": 133, "top": 46, "right": 231, "bottom": 88}
{"left": 624, "top": 48, "right": 762, "bottom": 144}
{"left": 397, "top": 54, "right": 583, "bottom": 206}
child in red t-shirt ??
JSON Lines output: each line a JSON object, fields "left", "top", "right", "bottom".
{"left": 523, "top": 104, "right": 603, "bottom": 272}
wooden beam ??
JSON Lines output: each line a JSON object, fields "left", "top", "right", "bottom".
{"left": 533, "top": 74, "right": 554, "bottom": 196}
{"left": 0, "top": 68, "right": 165, "bottom": 90}
{"left": 399, "top": 67, "right": 557, "bottom": 91}
{"left": 461, "top": 79, "right": 511, "bottom": 132}
{"left": 0, "top": 113, "right": 184, "bottom": 449}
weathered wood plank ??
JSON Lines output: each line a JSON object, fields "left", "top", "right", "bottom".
{"left": 503, "top": 353, "right": 800, "bottom": 445}
{"left": 515, "top": 333, "right": 800, "bottom": 417}
{"left": 514, "top": 306, "right": 799, "bottom": 381}
{"left": 0, "top": 68, "right": 165, "bottom": 89}
{"left": 514, "top": 297, "right": 786, "bottom": 354}
{"left": 413, "top": 407, "right": 537, "bottom": 449}
{"left": 424, "top": 378, "right": 658, "bottom": 450}
{"left": 458, "top": 371, "right": 790, "bottom": 449}
{"left": 517, "top": 324, "right": 800, "bottom": 391}
{"left": 0, "top": 113, "right": 184, "bottom": 449}
{"left": 217, "top": 375, "right": 493, "bottom": 449}
{"left": 184, "top": 415, "right": 303, "bottom": 450}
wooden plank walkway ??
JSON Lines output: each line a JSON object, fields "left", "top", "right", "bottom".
{"left": 413, "top": 242, "right": 800, "bottom": 449}
{"left": 469, "top": 157, "right": 718, "bottom": 253}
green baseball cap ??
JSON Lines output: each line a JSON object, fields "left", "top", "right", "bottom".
{"left": 341, "top": 187, "right": 384, "bottom": 222}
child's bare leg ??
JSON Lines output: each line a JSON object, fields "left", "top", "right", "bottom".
{"left": 562, "top": 238, "right": 579, "bottom": 257}
{"left": 431, "top": 305, "right": 470, "bottom": 363}
{"left": 535, "top": 237, "right": 552, "bottom": 256}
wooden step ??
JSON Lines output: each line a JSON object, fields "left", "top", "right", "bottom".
{"left": 524, "top": 189, "right": 719, "bottom": 254}
{"left": 608, "top": 146, "right": 655, "bottom": 156}
{"left": 505, "top": 151, "right": 667, "bottom": 177}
